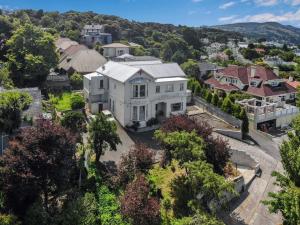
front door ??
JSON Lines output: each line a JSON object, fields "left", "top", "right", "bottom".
{"left": 98, "top": 104, "right": 103, "bottom": 113}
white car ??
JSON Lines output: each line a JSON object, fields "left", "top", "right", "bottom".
{"left": 87, "top": 110, "right": 115, "bottom": 123}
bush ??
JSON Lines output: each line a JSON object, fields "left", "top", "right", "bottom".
{"left": 70, "top": 72, "right": 83, "bottom": 90}
{"left": 61, "top": 111, "right": 86, "bottom": 134}
{"left": 212, "top": 94, "right": 219, "bottom": 106}
{"left": 70, "top": 93, "right": 85, "bottom": 110}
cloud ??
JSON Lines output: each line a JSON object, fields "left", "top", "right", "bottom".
{"left": 255, "top": 0, "right": 278, "bottom": 6}
{"left": 219, "top": 1, "right": 236, "bottom": 9}
{"left": 222, "top": 9, "right": 300, "bottom": 23}
{"left": 284, "top": 0, "right": 300, "bottom": 6}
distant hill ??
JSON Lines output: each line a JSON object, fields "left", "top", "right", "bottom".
{"left": 213, "top": 22, "right": 300, "bottom": 44}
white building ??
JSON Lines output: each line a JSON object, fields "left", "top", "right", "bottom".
{"left": 102, "top": 43, "right": 130, "bottom": 58}
{"left": 84, "top": 61, "right": 189, "bottom": 128}
{"left": 81, "top": 24, "right": 112, "bottom": 46}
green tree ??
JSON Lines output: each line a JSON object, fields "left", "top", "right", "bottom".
{"left": 70, "top": 93, "right": 85, "bottom": 110}
{"left": 0, "top": 91, "right": 32, "bottom": 134}
{"left": 263, "top": 116, "right": 300, "bottom": 225}
{"left": 88, "top": 113, "right": 121, "bottom": 162}
{"left": 181, "top": 60, "right": 199, "bottom": 78}
{"left": 239, "top": 108, "right": 249, "bottom": 138}
{"left": 61, "top": 111, "right": 86, "bottom": 134}
{"left": 205, "top": 91, "right": 213, "bottom": 104}
{"left": 0, "top": 63, "right": 13, "bottom": 89}
{"left": 212, "top": 94, "right": 219, "bottom": 106}
{"left": 6, "top": 23, "right": 58, "bottom": 87}
{"left": 70, "top": 72, "right": 83, "bottom": 90}
{"left": 171, "top": 50, "right": 186, "bottom": 65}
{"left": 221, "top": 96, "right": 233, "bottom": 114}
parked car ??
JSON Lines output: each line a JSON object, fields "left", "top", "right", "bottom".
{"left": 87, "top": 110, "right": 115, "bottom": 123}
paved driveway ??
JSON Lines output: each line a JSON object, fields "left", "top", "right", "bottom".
{"left": 215, "top": 133, "right": 283, "bottom": 225}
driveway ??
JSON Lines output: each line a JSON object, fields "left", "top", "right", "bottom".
{"left": 215, "top": 133, "right": 283, "bottom": 225}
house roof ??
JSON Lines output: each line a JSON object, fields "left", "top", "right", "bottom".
{"left": 115, "top": 54, "right": 161, "bottom": 62}
{"left": 85, "top": 72, "right": 103, "bottom": 80}
{"left": 198, "top": 62, "right": 222, "bottom": 72}
{"left": 55, "top": 38, "right": 79, "bottom": 51}
{"left": 59, "top": 44, "right": 88, "bottom": 63}
{"left": 218, "top": 66, "right": 249, "bottom": 84}
{"left": 96, "top": 61, "right": 186, "bottom": 83}
{"left": 286, "top": 80, "right": 300, "bottom": 89}
{"left": 247, "top": 82, "right": 297, "bottom": 97}
{"left": 204, "top": 77, "right": 239, "bottom": 92}
{"left": 247, "top": 66, "right": 279, "bottom": 81}
{"left": 59, "top": 49, "right": 107, "bottom": 74}
{"left": 97, "top": 61, "right": 140, "bottom": 83}
{"left": 83, "top": 24, "right": 103, "bottom": 30}
{"left": 102, "top": 43, "right": 129, "bottom": 48}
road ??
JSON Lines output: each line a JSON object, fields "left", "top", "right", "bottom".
{"left": 216, "top": 132, "right": 283, "bottom": 225}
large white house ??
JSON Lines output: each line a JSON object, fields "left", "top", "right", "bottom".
{"left": 84, "top": 61, "right": 189, "bottom": 128}
{"left": 102, "top": 43, "right": 130, "bottom": 58}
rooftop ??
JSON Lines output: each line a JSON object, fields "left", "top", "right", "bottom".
{"left": 102, "top": 43, "right": 129, "bottom": 48}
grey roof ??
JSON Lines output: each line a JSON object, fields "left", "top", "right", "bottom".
{"left": 83, "top": 24, "right": 104, "bottom": 30}
{"left": 115, "top": 54, "right": 161, "bottom": 62}
{"left": 102, "top": 43, "right": 129, "bottom": 48}
{"left": 198, "top": 62, "right": 222, "bottom": 72}
{"left": 137, "top": 63, "right": 186, "bottom": 79}
{"left": 59, "top": 49, "right": 107, "bottom": 74}
{"left": 55, "top": 38, "right": 79, "bottom": 51}
{"left": 96, "top": 61, "right": 186, "bottom": 83}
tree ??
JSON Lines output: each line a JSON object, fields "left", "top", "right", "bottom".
{"left": 181, "top": 60, "right": 200, "bottom": 78}
{"left": 61, "top": 111, "right": 86, "bottom": 135}
{"left": 171, "top": 50, "right": 186, "bottom": 65}
{"left": 205, "top": 91, "right": 213, "bottom": 103}
{"left": 70, "top": 93, "right": 85, "bottom": 110}
{"left": 212, "top": 94, "right": 219, "bottom": 106}
{"left": 0, "top": 16, "right": 13, "bottom": 37}
{"left": 6, "top": 24, "right": 58, "bottom": 87}
{"left": 0, "top": 63, "right": 13, "bottom": 89}
{"left": 69, "top": 72, "right": 83, "bottom": 90}
{"left": 0, "top": 91, "right": 32, "bottom": 134}
{"left": 121, "top": 175, "right": 161, "bottom": 225}
{"left": 221, "top": 96, "right": 233, "bottom": 114}
{"left": 239, "top": 108, "right": 249, "bottom": 138}
{"left": 155, "top": 131, "right": 206, "bottom": 166}
{"left": 263, "top": 116, "right": 300, "bottom": 225}
{"left": 118, "top": 144, "right": 155, "bottom": 186}
{"left": 88, "top": 113, "right": 121, "bottom": 162}
{"left": 0, "top": 119, "right": 77, "bottom": 216}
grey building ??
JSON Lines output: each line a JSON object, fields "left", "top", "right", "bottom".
{"left": 81, "top": 24, "right": 112, "bottom": 47}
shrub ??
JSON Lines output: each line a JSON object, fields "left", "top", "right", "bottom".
{"left": 70, "top": 72, "right": 83, "bottom": 90}
{"left": 61, "top": 111, "right": 86, "bottom": 134}
{"left": 70, "top": 93, "right": 85, "bottom": 110}
{"left": 212, "top": 94, "right": 219, "bottom": 106}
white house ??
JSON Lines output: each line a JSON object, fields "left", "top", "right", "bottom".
{"left": 102, "top": 43, "right": 130, "bottom": 58}
{"left": 84, "top": 61, "right": 189, "bottom": 128}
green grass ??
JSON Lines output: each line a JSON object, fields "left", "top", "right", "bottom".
{"left": 50, "top": 92, "right": 73, "bottom": 112}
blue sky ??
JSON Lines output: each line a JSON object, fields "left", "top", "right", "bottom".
{"left": 1, "top": 0, "right": 300, "bottom": 27}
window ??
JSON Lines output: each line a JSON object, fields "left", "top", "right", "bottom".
{"left": 114, "top": 83, "right": 117, "bottom": 89}
{"left": 133, "top": 84, "right": 147, "bottom": 98}
{"left": 171, "top": 103, "right": 182, "bottom": 112}
{"left": 166, "top": 84, "right": 174, "bottom": 92}
{"left": 139, "top": 106, "right": 146, "bottom": 121}
{"left": 132, "top": 106, "right": 138, "bottom": 121}
{"left": 100, "top": 80, "right": 104, "bottom": 89}
{"left": 140, "top": 85, "right": 146, "bottom": 97}
{"left": 156, "top": 86, "right": 160, "bottom": 93}
{"left": 180, "top": 83, "right": 184, "bottom": 91}
{"left": 133, "top": 85, "right": 139, "bottom": 98}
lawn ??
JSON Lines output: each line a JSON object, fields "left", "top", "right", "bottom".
{"left": 50, "top": 92, "right": 73, "bottom": 112}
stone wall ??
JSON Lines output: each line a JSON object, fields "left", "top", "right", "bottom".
{"left": 230, "top": 148, "right": 260, "bottom": 174}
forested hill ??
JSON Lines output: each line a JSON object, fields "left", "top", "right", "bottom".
{"left": 0, "top": 10, "right": 243, "bottom": 62}
{"left": 213, "top": 22, "right": 300, "bottom": 44}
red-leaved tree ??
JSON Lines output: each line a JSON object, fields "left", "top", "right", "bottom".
{"left": 121, "top": 175, "right": 161, "bottom": 225}
{"left": 0, "top": 119, "right": 77, "bottom": 216}
{"left": 118, "top": 143, "right": 155, "bottom": 187}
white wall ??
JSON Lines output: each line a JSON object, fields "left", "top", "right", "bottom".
{"left": 103, "top": 47, "right": 130, "bottom": 58}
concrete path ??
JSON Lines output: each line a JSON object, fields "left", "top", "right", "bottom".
{"left": 215, "top": 133, "right": 283, "bottom": 225}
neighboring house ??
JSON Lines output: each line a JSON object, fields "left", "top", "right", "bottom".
{"left": 59, "top": 44, "right": 88, "bottom": 63}
{"left": 45, "top": 70, "right": 71, "bottom": 91}
{"left": 198, "top": 61, "right": 223, "bottom": 80}
{"left": 209, "top": 52, "right": 229, "bottom": 61}
{"left": 84, "top": 61, "right": 189, "bottom": 128}
{"left": 102, "top": 43, "right": 130, "bottom": 58}
{"left": 113, "top": 54, "right": 161, "bottom": 63}
{"left": 55, "top": 38, "right": 79, "bottom": 55}
{"left": 238, "top": 42, "right": 248, "bottom": 48}
{"left": 58, "top": 49, "right": 107, "bottom": 75}
{"left": 81, "top": 24, "right": 112, "bottom": 47}
{"left": 294, "top": 49, "right": 300, "bottom": 57}
{"left": 204, "top": 65, "right": 297, "bottom": 102}
{"left": 286, "top": 77, "right": 300, "bottom": 89}
{"left": 255, "top": 48, "right": 265, "bottom": 54}
{"left": 237, "top": 98, "right": 299, "bottom": 130}
{"left": 264, "top": 56, "right": 296, "bottom": 67}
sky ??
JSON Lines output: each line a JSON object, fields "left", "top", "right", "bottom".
{"left": 1, "top": 0, "right": 300, "bottom": 27}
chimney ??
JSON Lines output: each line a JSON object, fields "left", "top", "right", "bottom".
{"left": 273, "top": 67, "right": 279, "bottom": 76}
{"left": 250, "top": 66, "right": 256, "bottom": 78}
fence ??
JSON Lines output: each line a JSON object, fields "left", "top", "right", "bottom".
{"left": 194, "top": 96, "right": 242, "bottom": 128}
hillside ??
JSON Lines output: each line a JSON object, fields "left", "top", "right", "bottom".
{"left": 213, "top": 22, "right": 300, "bottom": 44}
